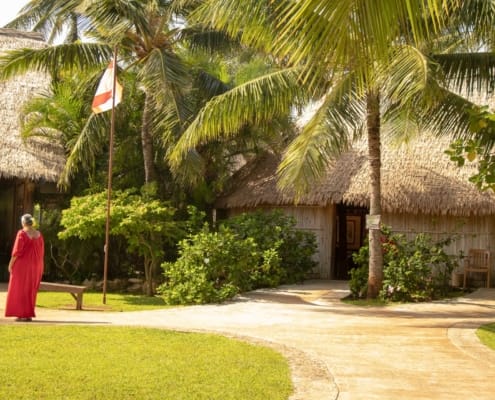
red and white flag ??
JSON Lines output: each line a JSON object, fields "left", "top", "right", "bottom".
{"left": 92, "top": 59, "right": 123, "bottom": 114}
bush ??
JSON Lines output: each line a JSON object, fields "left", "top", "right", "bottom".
{"left": 350, "top": 226, "right": 459, "bottom": 302}
{"left": 159, "top": 228, "right": 259, "bottom": 304}
{"left": 159, "top": 210, "right": 317, "bottom": 305}
{"left": 223, "top": 210, "right": 317, "bottom": 284}
{"left": 349, "top": 245, "right": 369, "bottom": 298}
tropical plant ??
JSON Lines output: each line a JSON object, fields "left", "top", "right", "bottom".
{"left": 58, "top": 186, "right": 183, "bottom": 295}
{"left": 159, "top": 210, "right": 317, "bottom": 304}
{"left": 159, "top": 227, "right": 258, "bottom": 304}
{"left": 0, "top": 0, "right": 233, "bottom": 192}
{"left": 429, "top": 1, "right": 495, "bottom": 191}
{"left": 19, "top": 71, "right": 145, "bottom": 193}
{"left": 350, "top": 226, "right": 459, "bottom": 302}
{"left": 222, "top": 210, "right": 317, "bottom": 284}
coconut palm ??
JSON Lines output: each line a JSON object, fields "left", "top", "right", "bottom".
{"left": 169, "top": 0, "right": 474, "bottom": 298}
{"left": 0, "top": 0, "right": 234, "bottom": 189}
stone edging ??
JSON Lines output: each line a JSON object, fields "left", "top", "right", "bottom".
{"left": 447, "top": 319, "right": 495, "bottom": 366}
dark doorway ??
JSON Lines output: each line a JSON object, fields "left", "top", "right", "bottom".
{"left": 334, "top": 204, "right": 368, "bottom": 279}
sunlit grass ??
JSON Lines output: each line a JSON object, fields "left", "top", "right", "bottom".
{"left": 36, "top": 291, "right": 170, "bottom": 312}
{"left": 341, "top": 297, "right": 389, "bottom": 306}
{"left": 0, "top": 325, "right": 292, "bottom": 400}
{"left": 476, "top": 322, "right": 495, "bottom": 350}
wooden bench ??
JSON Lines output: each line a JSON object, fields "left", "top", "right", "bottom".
{"left": 39, "top": 281, "right": 86, "bottom": 310}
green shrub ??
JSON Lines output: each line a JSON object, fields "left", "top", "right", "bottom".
{"left": 159, "top": 228, "right": 259, "bottom": 304}
{"left": 381, "top": 232, "right": 458, "bottom": 302}
{"left": 58, "top": 187, "right": 183, "bottom": 295}
{"left": 349, "top": 245, "right": 369, "bottom": 298}
{"left": 350, "top": 226, "right": 458, "bottom": 302}
{"left": 159, "top": 210, "right": 317, "bottom": 305}
{"left": 223, "top": 210, "right": 317, "bottom": 283}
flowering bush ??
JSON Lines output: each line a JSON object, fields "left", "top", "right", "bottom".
{"left": 350, "top": 226, "right": 459, "bottom": 301}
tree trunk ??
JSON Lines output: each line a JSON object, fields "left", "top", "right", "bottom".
{"left": 366, "top": 91, "right": 383, "bottom": 299}
{"left": 65, "top": 13, "right": 79, "bottom": 44}
{"left": 143, "top": 259, "right": 153, "bottom": 296}
{"left": 141, "top": 94, "right": 158, "bottom": 184}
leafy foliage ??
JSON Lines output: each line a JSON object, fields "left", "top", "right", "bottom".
{"left": 159, "top": 210, "right": 317, "bottom": 304}
{"left": 58, "top": 186, "right": 183, "bottom": 294}
{"left": 446, "top": 105, "right": 495, "bottom": 191}
{"left": 159, "top": 227, "right": 258, "bottom": 304}
{"left": 223, "top": 210, "right": 317, "bottom": 284}
{"left": 40, "top": 209, "right": 103, "bottom": 283}
{"left": 350, "top": 226, "right": 459, "bottom": 302}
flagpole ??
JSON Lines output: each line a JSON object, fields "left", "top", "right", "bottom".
{"left": 103, "top": 46, "right": 118, "bottom": 304}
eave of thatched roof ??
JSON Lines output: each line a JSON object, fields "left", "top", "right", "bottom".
{"left": 0, "top": 29, "right": 65, "bottom": 183}
{"left": 216, "top": 134, "right": 495, "bottom": 217}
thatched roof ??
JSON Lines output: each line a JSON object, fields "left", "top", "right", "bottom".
{"left": 216, "top": 134, "right": 495, "bottom": 217}
{"left": 0, "top": 29, "right": 65, "bottom": 183}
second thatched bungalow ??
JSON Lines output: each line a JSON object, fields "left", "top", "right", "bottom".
{"left": 215, "top": 133, "right": 495, "bottom": 285}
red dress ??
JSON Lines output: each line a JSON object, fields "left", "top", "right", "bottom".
{"left": 5, "top": 230, "right": 44, "bottom": 318}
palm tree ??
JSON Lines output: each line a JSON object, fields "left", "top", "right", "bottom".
{"left": 169, "top": 0, "right": 471, "bottom": 298}
{"left": 0, "top": 0, "right": 231, "bottom": 189}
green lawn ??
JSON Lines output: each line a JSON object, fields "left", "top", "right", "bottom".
{"left": 0, "top": 325, "right": 292, "bottom": 400}
{"left": 476, "top": 322, "right": 495, "bottom": 350}
{"left": 36, "top": 291, "right": 170, "bottom": 312}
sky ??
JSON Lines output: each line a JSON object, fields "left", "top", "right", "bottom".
{"left": 0, "top": 1, "right": 30, "bottom": 28}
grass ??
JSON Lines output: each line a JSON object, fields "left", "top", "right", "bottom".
{"left": 0, "top": 325, "right": 292, "bottom": 400}
{"left": 341, "top": 287, "right": 470, "bottom": 307}
{"left": 341, "top": 298, "right": 389, "bottom": 306}
{"left": 36, "top": 291, "right": 170, "bottom": 312}
{"left": 476, "top": 322, "right": 495, "bottom": 350}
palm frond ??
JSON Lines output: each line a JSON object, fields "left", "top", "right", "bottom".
{"left": 194, "top": 69, "right": 230, "bottom": 98}
{"left": 270, "top": 0, "right": 461, "bottom": 87}
{"left": 3, "top": 0, "right": 56, "bottom": 30}
{"left": 168, "top": 67, "right": 303, "bottom": 168}
{"left": 381, "top": 45, "right": 430, "bottom": 104}
{"left": 192, "top": 0, "right": 277, "bottom": 51}
{"left": 0, "top": 42, "right": 112, "bottom": 80}
{"left": 417, "top": 84, "right": 477, "bottom": 140}
{"left": 138, "top": 47, "right": 193, "bottom": 137}
{"left": 433, "top": 52, "right": 495, "bottom": 95}
{"left": 277, "top": 74, "right": 366, "bottom": 196}
{"left": 179, "top": 28, "right": 238, "bottom": 54}
{"left": 59, "top": 113, "right": 110, "bottom": 188}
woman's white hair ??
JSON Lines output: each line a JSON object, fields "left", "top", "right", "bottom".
{"left": 21, "top": 214, "right": 34, "bottom": 226}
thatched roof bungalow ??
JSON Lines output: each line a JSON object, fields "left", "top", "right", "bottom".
{"left": 216, "top": 133, "right": 495, "bottom": 284}
{"left": 0, "top": 29, "right": 65, "bottom": 271}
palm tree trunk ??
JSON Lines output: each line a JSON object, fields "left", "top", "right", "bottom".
{"left": 65, "top": 13, "right": 79, "bottom": 44}
{"left": 366, "top": 90, "right": 383, "bottom": 299}
{"left": 141, "top": 93, "right": 158, "bottom": 183}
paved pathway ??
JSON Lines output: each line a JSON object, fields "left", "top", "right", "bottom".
{"left": 1, "top": 281, "right": 495, "bottom": 399}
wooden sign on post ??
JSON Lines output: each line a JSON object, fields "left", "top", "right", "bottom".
{"left": 366, "top": 214, "right": 381, "bottom": 230}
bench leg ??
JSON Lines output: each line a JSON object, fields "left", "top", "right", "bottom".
{"left": 76, "top": 293, "right": 83, "bottom": 310}
{"left": 69, "top": 292, "right": 83, "bottom": 310}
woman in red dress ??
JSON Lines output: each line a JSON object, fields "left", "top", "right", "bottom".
{"left": 5, "top": 214, "right": 44, "bottom": 321}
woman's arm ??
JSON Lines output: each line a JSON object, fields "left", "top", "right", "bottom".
{"left": 8, "top": 256, "right": 17, "bottom": 273}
